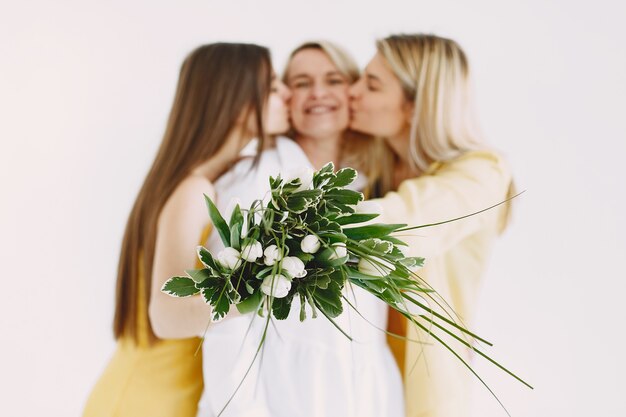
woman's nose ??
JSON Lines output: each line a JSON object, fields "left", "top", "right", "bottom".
{"left": 310, "top": 82, "right": 329, "bottom": 99}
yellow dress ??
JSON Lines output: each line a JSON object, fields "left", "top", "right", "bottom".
{"left": 82, "top": 225, "right": 212, "bottom": 417}
{"left": 376, "top": 151, "right": 513, "bottom": 417}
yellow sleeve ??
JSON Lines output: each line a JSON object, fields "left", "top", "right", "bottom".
{"left": 373, "top": 151, "right": 512, "bottom": 258}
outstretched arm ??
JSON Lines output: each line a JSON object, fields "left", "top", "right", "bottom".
{"left": 148, "top": 176, "right": 215, "bottom": 339}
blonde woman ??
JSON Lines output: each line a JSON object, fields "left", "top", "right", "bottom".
{"left": 283, "top": 41, "right": 372, "bottom": 181}
{"left": 83, "top": 43, "right": 284, "bottom": 417}
{"left": 350, "top": 34, "right": 514, "bottom": 417}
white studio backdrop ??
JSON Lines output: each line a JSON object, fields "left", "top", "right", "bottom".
{"left": 1, "top": 1, "right": 625, "bottom": 416}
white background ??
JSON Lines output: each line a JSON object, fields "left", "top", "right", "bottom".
{"left": 1, "top": 1, "right": 625, "bottom": 416}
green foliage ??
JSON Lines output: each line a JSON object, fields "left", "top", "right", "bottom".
{"left": 185, "top": 268, "right": 212, "bottom": 284}
{"left": 200, "top": 277, "right": 236, "bottom": 322}
{"left": 161, "top": 276, "right": 199, "bottom": 297}
{"left": 204, "top": 194, "right": 230, "bottom": 247}
{"left": 343, "top": 223, "right": 407, "bottom": 240}
{"left": 160, "top": 161, "right": 531, "bottom": 408}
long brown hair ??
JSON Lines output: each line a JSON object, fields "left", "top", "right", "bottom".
{"left": 113, "top": 43, "right": 272, "bottom": 343}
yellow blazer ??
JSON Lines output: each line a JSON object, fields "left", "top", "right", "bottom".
{"left": 82, "top": 225, "right": 213, "bottom": 417}
{"left": 376, "top": 151, "right": 513, "bottom": 417}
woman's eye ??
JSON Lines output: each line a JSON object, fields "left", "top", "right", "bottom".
{"left": 292, "top": 81, "right": 310, "bottom": 89}
{"left": 328, "top": 78, "right": 346, "bottom": 85}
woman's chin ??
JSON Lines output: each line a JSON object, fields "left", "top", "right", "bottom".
{"left": 349, "top": 120, "right": 371, "bottom": 135}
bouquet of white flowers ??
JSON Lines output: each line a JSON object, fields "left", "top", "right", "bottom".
{"left": 162, "top": 162, "right": 531, "bottom": 414}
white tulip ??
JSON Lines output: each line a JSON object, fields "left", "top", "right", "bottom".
{"left": 284, "top": 167, "right": 314, "bottom": 192}
{"left": 357, "top": 256, "right": 395, "bottom": 277}
{"left": 260, "top": 274, "right": 292, "bottom": 298}
{"left": 241, "top": 240, "right": 263, "bottom": 262}
{"left": 216, "top": 247, "right": 242, "bottom": 270}
{"left": 263, "top": 244, "right": 282, "bottom": 266}
{"left": 355, "top": 200, "right": 383, "bottom": 215}
{"left": 281, "top": 256, "right": 307, "bottom": 278}
{"left": 301, "top": 234, "right": 321, "bottom": 254}
{"left": 327, "top": 243, "right": 347, "bottom": 260}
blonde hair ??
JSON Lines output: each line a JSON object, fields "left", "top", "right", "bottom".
{"left": 377, "top": 34, "right": 514, "bottom": 229}
{"left": 283, "top": 40, "right": 360, "bottom": 84}
{"left": 283, "top": 41, "right": 376, "bottom": 190}
{"left": 377, "top": 34, "right": 484, "bottom": 172}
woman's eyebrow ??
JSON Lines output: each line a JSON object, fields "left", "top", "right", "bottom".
{"left": 287, "top": 73, "right": 311, "bottom": 82}
{"left": 366, "top": 73, "right": 381, "bottom": 82}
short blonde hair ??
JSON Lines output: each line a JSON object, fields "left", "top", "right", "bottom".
{"left": 377, "top": 34, "right": 484, "bottom": 172}
{"left": 283, "top": 41, "right": 376, "bottom": 187}
{"left": 283, "top": 40, "right": 360, "bottom": 84}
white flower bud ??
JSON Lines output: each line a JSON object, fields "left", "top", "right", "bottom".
{"left": 263, "top": 244, "right": 282, "bottom": 266}
{"left": 216, "top": 247, "right": 242, "bottom": 270}
{"left": 357, "top": 256, "right": 395, "bottom": 277}
{"left": 260, "top": 274, "right": 292, "bottom": 298}
{"left": 284, "top": 167, "right": 314, "bottom": 192}
{"left": 241, "top": 240, "right": 263, "bottom": 262}
{"left": 281, "top": 256, "right": 307, "bottom": 278}
{"left": 301, "top": 234, "right": 321, "bottom": 254}
{"left": 327, "top": 243, "right": 347, "bottom": 260}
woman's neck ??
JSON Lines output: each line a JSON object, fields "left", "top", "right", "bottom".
{"left": 193, "top": 128, "right": 251, "bottom": 182}
{"left": 387, "top": 130, "right": 422, "bottom": 188}
{"left": 296, "top": 133, "right": 342, "bottom": 170}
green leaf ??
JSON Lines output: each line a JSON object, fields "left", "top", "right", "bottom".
{"left": 345, "top": 267, "right": 386, "bottom": 281}
{"left": 185, "top": 268, "right": 212, "bottom": 284}
{"left": 296, "top": 253, "right": 315, "bottom": 263}
{"left": 343, "top": 223, "right": 407, "bottom": 240}
{"left": 162, "top": 276, "right": 199, "bottom": 297}
{"left": 325, "top": 189, "right": 363, "bottom": 205}
{"left": 317, "top": 162, "right": 335, "bottom": 176}
{"left": 311, "top": 287, "right": 343, "bottom": 318}
{"left": 200, "top": 277, "right": 233, "bottom": 321}
{"left": 299, "top": 293, "right": 307, "bottom": 321}
{"left": 228, "top": 204, "right": 243, "bottom": 250}
{"left": 334, "top": 213, "right": 379, "bottom": 226}
{"left": 197, "top": 246, "right": 219, "bottom": 271}
{"left": 204, "top": 194, "right": 230, "bottom": 247}
{"left": 271, "top": 295, "right": 294, "bottom": 320}
{"left": 359, "top": 238, "right": 394, "bottom": 254}
{"left": 399, "top": 257, "right": 425, "bottom": 269}
{"left": 236, "top": 291, "right": 262, "bottom": 314}
{"left": 331, "top": 168, "right": 358, "bottom": 188}
{"left": 230, "top": 225, "right": 241, "bottom": 250}
{"left": 287, "top": 189, "right": 322, "bottom": 214}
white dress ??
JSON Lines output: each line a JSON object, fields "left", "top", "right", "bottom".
{"left": 197, "top": 137, "right": 404, "bottom": 417}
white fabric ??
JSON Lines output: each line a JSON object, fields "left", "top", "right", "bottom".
{"left": 197, "top": 137, "right": 404, "bottom": 417}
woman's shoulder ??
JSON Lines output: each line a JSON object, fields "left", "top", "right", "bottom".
{"left": 431, "top": 149, "right": 511, "bottom": 178}
{"left": 173, "top": 175, "right": 216, "bottom": 201}
{"left": 159, "top": 175, "right": 215, "bottom": 226}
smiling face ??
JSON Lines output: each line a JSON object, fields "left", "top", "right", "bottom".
{"left": 349, "top": 52, "right": 412, "bottom": 143}
{"left": 285, "top": 48, "right": 351, "bottom": 140}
